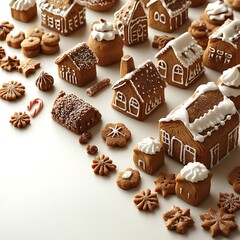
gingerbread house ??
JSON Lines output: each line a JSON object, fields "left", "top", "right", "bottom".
{"left": 39, "top": 0, "right": 86, "bottom": 36}
{"left": 114, "top": 0, "right": 148, "bottom": 46}
{"left": 147, "top": 0, "right": 191, "bottom": 33}
{"left": 55, "top": 42, "right": 98, "bottom": 87}
{"left": 112, "top": 58, "right": 166, "bottom": 121}
{"left": 159, "top": 82, "right": 239, "bottom": 169}
{"left": 155, "top": 32, "right": 204, "bottom": 88}
{"left": 203, "top": 19, "right": 240, "bottom": 72}
{"left": 175, "top": 162, "right": 212, "bottom": 206}
{"left": 133, "top": 137, "right": 165, "bottom": 175}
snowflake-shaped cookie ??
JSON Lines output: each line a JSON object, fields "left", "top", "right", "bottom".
{"left": 163, "top": 206, "right": 194, "bottom": 234}
{"left": 218, "top": 192, "right": 240, "bottom": 213}
{"left": 101, "top": 123, "right": 131, "bottom": 147}
{"left": 200, "top": 208, "right": 238, "bottom": 237}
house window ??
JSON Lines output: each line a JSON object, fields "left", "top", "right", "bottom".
{"left": 162, "top": 130, "right": 170, "bottom": 145}
{"left": 172, "top": 64, "right": 183, "bottom": 84}
{"left": 158, "top": 60, "right": 167, "bottom": 78}
{"left": 153, "top": 12, "right": 166, "bottom": 24}
{"left": 209, "top": 47, "right": 215, "bottom": 59}
{"left": 224, "top": 53, "right": 232, "bottom": 64}
{"left": 117, "top": 21, "right": 124, "bottom": 40}
{"left": 115, "top": 91, "right": 126, "bottom": 110}
{"left": 228, "top": 127, "right": 238, "bottom": 153}
{"left": 210, "top": 143, "right": 220, "bottom": 168}
{"left": 128, "top": 97, "right": 140, "bottom": 117}
{"left": 184, "top": 145, "right": 196, "bottom": 163}
{"left": 47, "top": 16, "right": 54, "bottom": 28}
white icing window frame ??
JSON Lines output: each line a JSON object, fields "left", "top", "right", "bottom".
{"left": 161, "top": 130, "right": 170, "bottom": 146}
{"left": 138, "top": 159, "right": 146, "bottom": 170}
{"left": 172, "top": 64, "right": 184, "bottom": 85}
{"left": 227, "top": 127, "right": 238, "bottom": 154}
{"left": 115, "top": 91, "right": 127, "bottom": 111}
{"left": 127, "top": 97, "right": 140, "bottom": 117}
{"left": 183, "top": 145, "right": 196, "bottom": 163}
{"left": 153, "top": 12, "right": 166, "bottom": 24}
{"left": 158, "top": 60, "right": 167, "bottom": 78}
{"left": 210, "top": 143, "right": 220, "bottom": 168}
{"left": 170, "top": 136, "right": 184, "bottom": 163}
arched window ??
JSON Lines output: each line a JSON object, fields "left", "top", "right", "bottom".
{"left": 129, "top": 97, "right": 140, "bottom": 117}
{"left": 158, "top": 60, "right": 167, "bottom": 78}
{"left": 172, "top": 64, "right": 184, "bottom": 84}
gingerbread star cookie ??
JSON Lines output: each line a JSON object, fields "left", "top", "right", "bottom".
{"left": 17, "top": 59, "right": 40, "bottom": 77}
{"left": 101, "top": 123, "right": 131, "bottom": 147}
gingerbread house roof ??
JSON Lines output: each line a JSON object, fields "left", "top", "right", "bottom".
{"left": 55, "top": 42, "right": 98, "bottom": 71}
{"left": 155, "top": 32, "right": 204, "bottom": 68}
{"left": 52, "top": 91, "right": 100, "bottom": 133}
{"left": 210, "top": 19, "right": 240, "bottom": 49}
{"left": 39, "top": 0, "right": 85, "bottom": 17}
{"left": 112, "top": 60, "right": 165, "bottom": 103}
{"left": 160, "top": 82, "right": 238, "bottom": 142}
{"left": 147, "top": 0, "right": 191, "bottom": 17}
{"left": 114, "top": 0, "right": 146, "bottom": 23}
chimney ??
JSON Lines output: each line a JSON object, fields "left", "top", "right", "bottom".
{"left": 120, "top": 54, "right": 135, "bottom": 78}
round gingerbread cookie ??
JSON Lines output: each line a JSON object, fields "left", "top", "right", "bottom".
{"left": 40, "top": 42, "right": 60, "bottom": 55}
{"left": 42, "top": 32, "right": 60, "bottom": 46}
{"left": 6, "top": 30, "right": 25, "bottom": 48}
{"left": 116, "top": 168, "right": 141, "bottom": 190}
{"left": 21, "top": 37, "right": 41, "bottom": 51}
{"left": 27, "top": 26, "right": 45, "bottom": 39}
{"left": 22, "top": 48, "right": 40, "bottom": 58}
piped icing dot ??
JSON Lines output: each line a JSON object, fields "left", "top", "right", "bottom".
{"left": 34, "top": 28, "right": 39, "bottom": 33}
{"left": 137, "top": 137, "right": 161, "bottom": 155}
{"left": 91, "top": 19, "right": 119, "bottom": 41}
{"left": 180, "top": 162, "right": 209, "bottom": 183}
{"left": 122, "top": 170, "right": 132, "bottom": 179}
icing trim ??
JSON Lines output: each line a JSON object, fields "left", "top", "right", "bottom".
{"left": 10, "top": 0, "right": 36, "bottom": 11}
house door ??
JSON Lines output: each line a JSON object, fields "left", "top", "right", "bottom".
{"left": 228, "top": 127, "right": 238, "bottom": 153}
{"left": 138, "top": 159, "right": 146, "bottom": 170}
{"left": 172, "top": 65, "right": 184, "bottom": 85}
{"left": 137, "top": 24, "right": 144, "bottom": 42}
{"left": 210, "top": 143, "right": 219, "bottom": 168}
{"left": 128, "top": 97, "right": 140, "bottom": 117}
{"left": 171, "top": 137, "right": 183, "bottom": 163}
{"left": 115, "top": 91, "right": 126, "bottom": 110}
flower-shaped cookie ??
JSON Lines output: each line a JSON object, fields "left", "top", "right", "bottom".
{"left": 133, "top": 189, "right": 158, "bottom": 212}
{"left": 200, "top": 208, "right": 238, "bottom": 237}
{"left": 10, "top": 112, "right": 31, "bottom": 128}
{"left": 91, "top": 155, "right": 116, "bottom": 176}
{"left": 101, "top": 123, "right": 131, "bottom": 147}
{"left": 0, "top": 56, "right": 20, "bottom": 71}
{"left": 163, "top": 206, "right": 194, "bottom": 234}
{"left": 154, "top": 173, "right": 176, "bottom": 197}
{"left": 0, "top": 81, "right": 25, "bottom": 101}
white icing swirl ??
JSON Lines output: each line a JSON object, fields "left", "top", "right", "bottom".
{"left": 219, "top": 65, "right": 240, "bottom": 87}
{"left": 122, "top": 171, "right": 132, "bottom": 179}
{"left": 10, "top": 0, "right": 36, "bottom": 11}
{"left": 91, "top": 20, "right": 119, "bottom": 41}
{"left": 137, "top": 137, "right": 161, "bottom": 155}
{"left": 206, "top": 0, "right": 233, "bottom": 21}
{"left": 180, "top": 162, "right": 209, "bottom": 183}
{"left": 11, "top": 30, "right": 20, "bottom": 38}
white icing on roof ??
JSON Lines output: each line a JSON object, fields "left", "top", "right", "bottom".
{"left": 155, "top": 32, "right": 204, "bottom": 68}
{"left": 219, "top": 64, "right": 240, "bottom": 87}
{"left": 137, "top": 137, "right": 162, "bottom": 155}
{"left": 210, "top": 19, "right": 240, "bottom": 49}
{"left": 39, "top": 0, "right": 85, "bottom": 17}
{"left": 159, "top": 82, "right": 237, "bottom": 142}
{"left": 218, "top": 84, "right": 240, "bottom": 97}
{"left": 10, "top": 0, "right": 36, "bottom": 11}
{"left": 112, "top": 60, "right": 165, "bottom": 102}
{"left": 147, "top": 0, "right": 191, "bottom": 18}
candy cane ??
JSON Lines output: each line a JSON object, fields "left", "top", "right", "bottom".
{"left": 27, "top": 98, "right": 43, "bottom": 118}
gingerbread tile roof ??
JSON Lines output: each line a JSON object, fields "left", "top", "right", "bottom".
{"left": 155, "top": 32, "right": 204, "bottom": 68}
{"left": 114, "top": 0, "right": 145, "bottom": 23}
{"left": 39, "top": 0, "right": 84, "bottom": 17}
{"left": 112, "top": 60, "right": 165, "bottom": 103}
{"left": 210, "top": 19, "right": 240, "bottom": 49}
{"left": 147, "top": 0, "right": 191, "bottom": 17}
{"left": 160, "top": 82, "right": 238, "bottom": 142}
{"left": 55, "top": 42, "right": 98, "bottom": 71}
